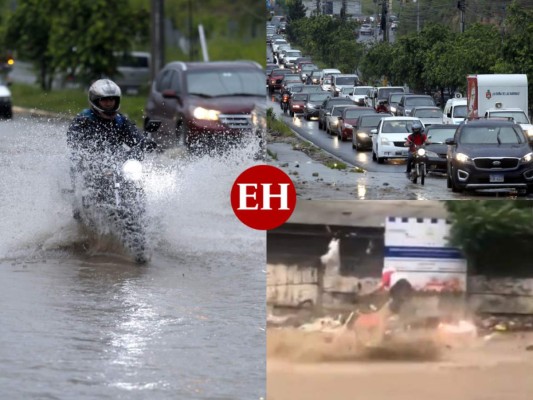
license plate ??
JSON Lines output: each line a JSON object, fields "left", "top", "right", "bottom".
{"left": 490, "top": 174, "right": 504, "bottom": 183}
{"left": 395, "top": 151, "right": 408, "bottom": 156}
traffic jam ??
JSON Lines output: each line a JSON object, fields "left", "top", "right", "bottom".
{"left": 266, "top": 21, "right": 533, "bottom": 199}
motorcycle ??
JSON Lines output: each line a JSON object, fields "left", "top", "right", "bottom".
{"left": 71, "top": 120, "right": 160, "bottom": 264}
{"left": 405, "top": 142, "right": 428, "bottom": 185}
{"left": 280, "top": 92, "right": 290, "bottom": 114}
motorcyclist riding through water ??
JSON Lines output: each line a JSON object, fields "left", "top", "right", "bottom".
{"left": 405, "top": 121, "right": 427, "bottom": 176}
{"left": 66, "top": 79, "right": 158, "bottom": 263}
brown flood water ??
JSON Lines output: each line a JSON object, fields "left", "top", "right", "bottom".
{"left": 267, "top": 328, "right": 533, "bottom": 400}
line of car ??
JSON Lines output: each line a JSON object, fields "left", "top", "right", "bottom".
{"left": 267, "top": 29, "right": 533, "bottom": 195}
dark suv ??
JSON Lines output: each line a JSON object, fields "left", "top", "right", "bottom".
{"left": 144, "top": 61, "right": 265, "bottom": 151}
{"left": 446, "top": 120, "right": 533, "bottom": 194}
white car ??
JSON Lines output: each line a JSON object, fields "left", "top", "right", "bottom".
{"left": 410, "top": 106, "right": 444, "bottom": 127}
{"left": 342, "top": 86, "right": 373, "bottom": 106}
{"left": 371, "top": 117, "right": 424, "bottom": 164}
{"left": 484, "top": 108, "right": 533, "bottom": 137}
{"left": 283, "top": 50, "right": 302, "bottom": 69}
{"left": 321, "top": 76, "right": 333, "bottom": 92}
{"left": 0, "top": 77, "right": 12, "bottom": 119}
{"left": 271, "top": 38, "right": 288, "bottom": 54}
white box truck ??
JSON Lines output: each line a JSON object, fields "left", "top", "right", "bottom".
{"left": 466, "top": 74, "right": 533, "bottom": 135}
{"left": 382, "top": 217, "right": 467, "bottom": 320}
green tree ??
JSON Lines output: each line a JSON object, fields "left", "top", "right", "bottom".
{"left": 5, "top": 0, "right": 148, "bottom": 90}
{"left": 494, "top": 1, "right": 533, "bottom": 116}
{"left": 445, "top": 201, "right": 533, "bottom": 275}
{"left": 287, "top": 0, "right": 307, "bottom": 22}
{"left": 5, "top": 0, "right": 57, "bottom": 90}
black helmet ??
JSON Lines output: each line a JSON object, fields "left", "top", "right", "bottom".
{"left": 411, "top": 120, "right": 423, "bottom": 134}
{"left": 88, "top": 79, "right": 121, "bottom": 117}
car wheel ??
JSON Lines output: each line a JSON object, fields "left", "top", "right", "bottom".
{"left": 451, "top": 169, "right": 462, "bottom": 193}
{"left": 372, "top": 149, "right": 377, "bottom": 161}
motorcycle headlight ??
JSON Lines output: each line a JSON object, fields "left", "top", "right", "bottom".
{"left": 521, "top": 152, "right": 533, "bottom": 163}
{"left": 390, "top": 106, "right": 396, "bottom": 113}
{"left": 416, "top": 148, "right": 426, "bottom": 156}
{"left": 356, "top": 131, "right": 367, "bottom": 137}
{"left": 455, "top": 153, "right": 471, "bottom": 163}
{"left": 344, "top": 123, "right": 352, "bottom": 129}
{"left": 193, "top": 107, "right": 220, "bottom": 121}
{"left": 122, "top": 160, "right": 143, "bottom": 181}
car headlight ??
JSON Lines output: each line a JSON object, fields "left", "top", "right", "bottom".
{"left": 121, "top": 159, "right": 143, "bottom": 181}
{"left": 425, "top": 150, "right": 439, "bottom": 158}
{"left": 521, "top": 152, "right": 533, "bottom": 163}
{"left": 416, "top": 148, "right": 426, "bottom": 156}
{"left": 455, "top": 153, "right": 471, "bottom": 163}
{"left": 307, "top": 104, "right": 316, "bottom": 109}
{"left": 332, "top": 120, "right": 339, "bottom": 127}
{"left": 525, "top": 129, "right": 533, "bottom": 137}
{"left": 380, "top": 137, "right": 391, "bottom": 146}
{"left": 193, "top": 107, "right": 220, "bottom": 121}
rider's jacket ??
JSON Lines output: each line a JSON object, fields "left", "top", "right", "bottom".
{"left": 406, "top": 132, "right": 427, "bottom": 153}
{"left": 67, "top": 109, "right": 147, "bottom": 161}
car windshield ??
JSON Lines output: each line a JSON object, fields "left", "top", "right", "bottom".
{"left": 360, "top": 115, "right": 387, "bottom": 127}
{"left": 341, "top": 87, "right": 354, "bottom": 94}
{"left": 426, "top": 128, "right": 457, "bottom": 143}
{"left": 459, "top": 126, "right": 525, "bottom": 144}
{"left": 389, "top": 93, "right": 404, "bottom": 103}
{"left": 187, "top": 70, "right": 265, "bottom": 97}
{"left": 302, "top": 64, "right": 318, "bottom": 71}
{"left": 272, "top": 69, "right": 289, "bottom": 76}
{"left": 309, "top": 93, "right": 330, "bottom": 101}
{"left": 336, "top": 77, "right": 357, "bottom": 85}
{"left": 293, "top": 94, "right": 308, "bottom": 101}
{"left": 332, "top": 107, "right": 348, "bottom": 116}
{"left": 489, "top": 111, "right": 530, "bottom": 124}
{"left": 378, "top": 88, "right": 403, "bottom": 99}
{"left": 415, "top": 109, "right": 443, "bottom": 118}
{"left": 452, "top": 105, "right": 467, "bottom": 118}
{"left": 345, "top": 109, "right": 376, "bottom": 118}
{"left": 406, "top": 97, "right": 434, "bottom": 106}
{"left": 301, "top": 86, "right": 324, "bottom": 93}
{"left": 382, "top": 120, "right": 418, "bottom": 133}
{"left": 286, "top": 51, "right": 301, "bottom": 57}
{"left": 354, "top": 87, "right": 369, "bottom": 95}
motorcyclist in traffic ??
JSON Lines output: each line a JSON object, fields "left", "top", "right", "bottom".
{"left": 376, "top": 100, "right": 388, "bottom": 113}
{"left": 404, "top": 121, "right": 427, "bottom": 176}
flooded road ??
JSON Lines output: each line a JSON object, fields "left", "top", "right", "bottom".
{"left": 0, "top": 117, "right": 265, "bottom": 399}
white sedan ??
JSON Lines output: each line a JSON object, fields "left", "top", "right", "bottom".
{"left": 371, "top": 117, "right": 425, "bottom": 164}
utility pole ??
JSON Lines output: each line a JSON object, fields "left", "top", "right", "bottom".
{"left": 150, "top": 0, "right": 165, "bottom": 83}
{"left": 458, "top": 0, "right": 466, "bottom": 33}
{"left": 380, "top": 1, "right": 388, "bottom": 42}
{"left": 188, "top": 0, "right": 194, "bottom": 60}
{"left": 416, "top": 0, "right": 420, "bottom": 33}
{"left": 316, "top": 0, "right": 321, "bottom": 15}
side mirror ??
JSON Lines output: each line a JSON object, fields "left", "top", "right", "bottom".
{"left": 447, "top": 112, "right": 452, "bottom": 118}
{"left": 445, "top": 138, "right": 456, "bottom": 145}
{"left": 326, "top": 112, "right": 331, "bottom": 116}
{"left": 371, "top": 129, "right": 377, "bottom": 135}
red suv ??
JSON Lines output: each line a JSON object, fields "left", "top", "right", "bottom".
{"left": 144, "top": 61, "right": 265, "bottom": 152}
